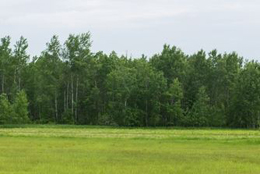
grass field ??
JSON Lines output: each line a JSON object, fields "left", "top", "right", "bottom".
{"left": 0, "top": 125, "right": 260, "bottom": 174}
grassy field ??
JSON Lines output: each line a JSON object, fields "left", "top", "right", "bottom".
{"left": 0, "top": 125, "right": 259, "bottom": 174}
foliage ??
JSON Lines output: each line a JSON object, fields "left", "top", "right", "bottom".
{"left": 0, "top": 34, "right": 259, "bottom": 128}
{"left": 12, "top": 90, "right": 30, "bottom": 123}
{"left": 0, "top": 91, "right": 29, "bottom": 124}
{"left": 0, "top": 93, "right": 12, "bottom": 124}
{"left": 185, "top": 86, "right": 210, "bottom": 127}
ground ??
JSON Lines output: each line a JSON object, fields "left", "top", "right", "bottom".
{"left": 0, "top": 125, "right": 259, "bottom": 174}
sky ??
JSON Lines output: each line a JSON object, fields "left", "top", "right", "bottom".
{"left": 0, "top": 0, "right": 260, "bottom": 60}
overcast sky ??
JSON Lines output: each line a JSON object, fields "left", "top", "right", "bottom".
{"left": 0, "top": 0, "right": 260, "bottom": 60}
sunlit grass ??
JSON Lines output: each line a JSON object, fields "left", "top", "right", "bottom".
{"left": 0, "top": 125, "right": 259, "bottom": 174}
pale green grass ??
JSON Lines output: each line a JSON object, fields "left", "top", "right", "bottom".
{"left": 0, "top": 125, "right": 259, "bottom": 174}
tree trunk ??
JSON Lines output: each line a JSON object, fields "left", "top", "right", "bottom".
{"left": 75, "top": 76, "right": 79, "bottom": 123}
{"left": 95, "top": 80, "right": 99, "bottom": 122}
{"left": 145, "top": 79, "right": 148, "bottom": 127}
{"left": 13, "top": 69, "right": 16, "bottom": 84}
{"left": 146, "top": 99, "right": 148, "bottom": 127}
{"left": 64, "top": 89, "right": 66, "bottom": 112}
{"left": 2, "top": 74, "right": 4, "bottom": 93}
{"left": 124, "top": 98, "right": 127, "bottom": 108}
{"left": 71, "top": 75, "right": 74, "bottom": 122}
{"left": 67, "top": 82, "right": 69, "bottom": 110}
{"left": 55, "top": 91, "right": 58, "bottom": 122}
{"left": 18, "top": 77, "right": 21, "bottom": 91}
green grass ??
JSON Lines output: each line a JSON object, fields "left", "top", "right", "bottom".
{"left": 0, "top": 125, "right": 259, "bottom": 174}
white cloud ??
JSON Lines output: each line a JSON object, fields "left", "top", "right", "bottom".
{"left": 0, "top": 0, "right": 192, "bottom": 29}
{"left": 0, "top": 0, "right": 260, "bottom": 59}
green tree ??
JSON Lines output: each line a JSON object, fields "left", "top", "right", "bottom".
{"left": 150, "top": 45, "right": 187, "bottom": 85}
{"left": 0, "top": 93, "right": 12, "bottom": 124}
{"left": 183, "top": 50, "right": 211, "bottom": 110}
{"left": 32, "top": 36, "right": 63, "bottom": 123}
{"left": 12, "top": 36, "right": 29, "bottom": 93}
{"left": 186, "top": 86, "right": 210, "bottom": 127}
{"left": 132, "top": 58, "right": 167, "bottom": 126}
{"left": 229, "top": 61, "right": 260, "bottom": 128}
{"left": 106, "top": 63, "right": 137, "bottom": 126}
{"left": 163, "top": 78, "right": 184, "bottom": 126}
{"left": 63, "top": 33, "right": 92, "bottom": 123}
{"left": 0, "top": 36, "right": 12, "bottom": 95}
{"left": 12, "top": 90, "right": 29, "bottom": 124}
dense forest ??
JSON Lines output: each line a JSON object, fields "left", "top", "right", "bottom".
{"left": 0, "top": 33, "right": 259, "bottom": 128}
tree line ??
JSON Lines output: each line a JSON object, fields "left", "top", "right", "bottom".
{"left": 0, "top": 33, "right": 260, "bottom": 128}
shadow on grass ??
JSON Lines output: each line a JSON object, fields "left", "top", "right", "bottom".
{"left": 0, "top": 124, "right": 259, "bottom": 131}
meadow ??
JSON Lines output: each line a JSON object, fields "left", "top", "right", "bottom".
{"left": 0, "top": 125, "right": 259, "bottom": 174}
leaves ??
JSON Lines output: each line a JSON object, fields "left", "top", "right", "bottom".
{"left": 0, "top": 34, "right": 259, "bottom": 128}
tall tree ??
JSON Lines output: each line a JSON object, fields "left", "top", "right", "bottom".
{"left": 106, "top": 61, "right": 137, "bottom": 126}
{"left": 185, "top": 86, "right": 211, "bottom": 127}
{"left": 162, "top": 78, "right": 184, "bottom": 126}
{"left": 63, "top": 33, "right": 92, "bottom": 123}
{"left": 32, "top": 36, "right": 63, "bottom": 122}
{"left": 0, "top": 36, "right": 12, "bottom": 94}
{"left": 150, "top": 45, "right": 187, "bottom": 85}
{"left": 12, "top": 36, "right": 29, "bottom": 93}
{"left": 229, "top": 61, "right": 260, "bottom": 128}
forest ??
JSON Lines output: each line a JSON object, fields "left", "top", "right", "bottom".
{"left": 0, "top": 33, "right": 259, "bottom": 128}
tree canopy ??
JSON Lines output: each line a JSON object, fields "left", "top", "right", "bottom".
{"left": 0, "top": 34, "right": 259, "bottom": 128}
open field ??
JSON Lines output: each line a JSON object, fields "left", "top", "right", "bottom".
{"left": 0, "top": 125, "right": 260, "bottom": 174}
